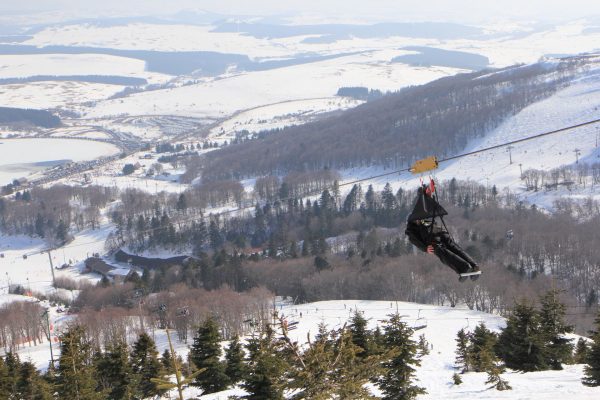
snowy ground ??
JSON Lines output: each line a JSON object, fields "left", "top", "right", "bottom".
{"left": 0, "top": 138, "right": 120, "bottom": 185}
{"left": 208, "top": 97, "right": 363, "bottom": 139}
{"left": 0, "top": 54, "right": 170, "bottom": 84}
{"left": 21, "top": 20, "right": 600, "bottom": 68}
{"left": 10, "top": 299, "right": 597, "bottom": 399}
{"left": 440, "top": 20, "right": 600, "bottom": 67}
{"left": 84, "top": 50, "right": 465, "bottom": 119}
{"left": 0, "top": 222, "right": 110, "bottom": 295}
{"left": 0, "top": 80, "right": 126, "bottom": 110}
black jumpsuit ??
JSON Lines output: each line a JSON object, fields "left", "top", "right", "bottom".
{"left": 405, "top": 219, "right": 477, "bottom": 275}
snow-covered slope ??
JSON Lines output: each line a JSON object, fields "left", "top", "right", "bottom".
{"left": 0, "top": 222, "right": 112, "bottom": 295}
{"left": 12, "top": 300, "right": 597, "bottom": 399}
{"left": 339, "top": 58, "right": 600, "bottom": 210}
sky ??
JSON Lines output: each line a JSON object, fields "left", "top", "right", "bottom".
{"left": 1, "top": 0, "right": 600, "bottom": 25}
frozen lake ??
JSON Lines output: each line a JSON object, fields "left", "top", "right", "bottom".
{"left": 0, "top": 138, "right": 119, "bottom": 185}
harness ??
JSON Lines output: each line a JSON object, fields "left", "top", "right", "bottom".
{"left": 422, "top": 179, "right": 453, "bottom": 245}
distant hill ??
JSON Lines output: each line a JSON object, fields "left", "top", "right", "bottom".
{"left": 197, "top": 59, "right": 584, "bottom": 181}
{"left": 0, "top": 106, "right": 61, "bottom": 128}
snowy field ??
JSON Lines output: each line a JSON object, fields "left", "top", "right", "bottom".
{"left": 0, "top": 223, "right": 110, "bottom": 295}
{"left": 439, "top": 20, "right": 600, "bottom": 67}
{"left": 21, "top": 20, "right": 600, "bottom": 68}
{"left": 24, "top": 23, "right": 299, "bottom": 57}
{"left": 0, "top": 54, "right": 170, "bottom": 83}
{"left": 0, "top": 138, "right": 119, "bottom": 185}
{"left": 10, "top": 299, "right": 597, "bottom": 399}
{"left": 0, "top": 53, "right": 171, "bottom": 111}
{"left": 209, "top": 97, "right": 363, "bottom": 139}
{"left": 0, "top": 80, "right": 126, "bottom": 110}
{"left": 84, "top": 50, "right": 465, "bottom": 119}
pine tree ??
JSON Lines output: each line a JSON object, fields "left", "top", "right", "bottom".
{"left": 372, "top": 326, "right": 385, "bottom": 355}
{"left": 56, "top": 325, "right": 102, "bottom": 400}
{"left": 190, "top": 317, "right": 230, "bottom": 393}
{"left": 452, "top": 372, "right": 462, "bottom": 385}
{"left": 194, "top": 217, "right": 208, "bottom": 250}
{"left": 283, "top": 318, "right": 380, "bottom": 400}
{"left": 225, "top": 335, "right": 246, "bottom": 385}
{"left": 381, "top": 183, "right": 397, "bottom": 211}
{"left": 4, "top": 352, "right": 20, "bottom": 398}
{"left": 485, "top": 361, "right": 511, "bottom": 391}
{"left": 583, "top": 312, "right": 600, "bottom": 386}
{"left": 55, "top": 219, "right": 68, "bottom": 243}
{"left": 161, "top": 349, "right": 174, "bottom": 374}
{"left": 377, "top": 313, "right": 426, "bottom": 400}
{"left": 0, "top": 356, "right": 9, "bottom": 400}
{"left": 418, "top": 334, "right": 430, "bottom": 356}
{"left": 364, "top": 185, "right": 377, "bottom": 215}
{"left": 496, "top": 301, "right": 547, "bottom": 371}
{"left": 17, "top": 361, "right": 53, "bottom": 400}
{"left": 176, "top": 193, "right": 187, "bottom": 212}
{"left": 349, "top": 310, "right": 372, "bottom": 357}
{"left": 130, "top": 333, "right": 163, "bottom": 399}
{"left": 574, "top": 338, "right": 589, "bottom": 364}
{"left": 343, "top": 185, "right": 359, "bottom": 214}
{"left": 96, "top": 340, "right": 132, "bottom": 400}
{"left": 469, "top": 322, "right": 497, "bottom": 372}
{"left": 454, "top": 328, "right": 471, "bottom": 373}
{"left": 242, "top": 326, "right": 287, "bottom": 400}
{"left": 539, "top": 289, "right": 573, "bottom": 369}
{"left": 209, "top": 219, "right": 224, "bottom": 249}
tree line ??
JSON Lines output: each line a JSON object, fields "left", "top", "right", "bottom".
{"left": 102, "top": 178, "right": 600, "bottom": 334}
{"left": 0, "top": 106, "right": 61, "bottom": 128}
{"left": 4, "top": 177, "right": 600, "bottom": 334}
{"left": 0, "top": 185, "right": 114, "bottom": 244}
{"left": 0, "top": 310, "right": 429, "bottom": 400}
{"left": 452, "top": 289, "right": 600, "bottom": 389}
{"left": 3, "top": 296, "right": 600, "bottom": 399}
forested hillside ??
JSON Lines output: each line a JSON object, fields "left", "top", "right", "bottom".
{"left": 0, "top": 106, "right": 61, "bottom": 128}
{"left": 193, "top": 59, "right": 586, "bottom": 181}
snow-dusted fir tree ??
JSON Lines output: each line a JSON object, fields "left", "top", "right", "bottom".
{"left": 574, "top": 338, "right": 589, "bottom": 364}
{"left": 56, "top": 326, "right": 101, "bottom": 400}
{"left": 454, "top": 328, "right": 471, "bottom": 373}
{"left": 377, "top": 313, "right": 426, "bottom": 400}
{"left": 225, "top": 335, "right": 246, "bottom": 385}
{"left": 583, "top": 313, "right": 600, "bottom": 386}
{"left": 242, "top": 325, "right": 287, "bottom": 400}
{"left": 496, "top": 301, "right": 547, "bottom": 371}
{"left": 190, "top": 317, "right": 230, "bottom": 393}
{"left": 130, "top": 333, "right": 163, "bottom": 399}
{"left": 485, "top": 360, "right": 512, "bottom": 391}
{"left": 539, "top": 289, "right": 573, "bottom": 369}
{"left": 468, "top": 322, "right": 497, "bottom": 372}
{"left": 349, "top": 310, "right": 373, "bottom": 357}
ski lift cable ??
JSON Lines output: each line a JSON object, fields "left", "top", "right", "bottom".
{"left": 18, "top": 117, "right": 600, "bottom": 256}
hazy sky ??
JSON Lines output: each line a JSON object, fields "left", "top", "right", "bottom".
{"left": 2, "top": 0, "right": 600, "bottom": 24}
